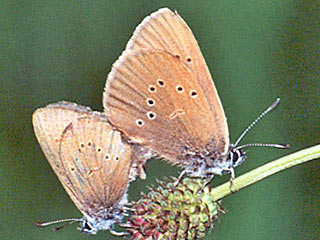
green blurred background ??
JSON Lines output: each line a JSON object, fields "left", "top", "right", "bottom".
{"left": 1, "top": 0, "right": 319, "bottom": 239}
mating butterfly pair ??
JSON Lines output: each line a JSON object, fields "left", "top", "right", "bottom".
{"left": 33, "top": 8, "right": 286, "bottom": 235}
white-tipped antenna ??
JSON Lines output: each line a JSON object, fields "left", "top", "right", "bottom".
{"left": 35, "top": 218, "right": 84, "bottom": 231}
{"left": 234, "top": 98, "right": 288, "bottom": 149}
{"left": 238, "top": 142, "right": 289, "bottom": 149}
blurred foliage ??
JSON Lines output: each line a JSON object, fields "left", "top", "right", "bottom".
{"left": 1, "top": 0, "right": 319, "bottom": 239}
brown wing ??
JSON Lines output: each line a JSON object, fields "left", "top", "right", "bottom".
{"left": 127, "top": 7, "right": 224, "bottom": 113}
{"left": 103, "top": 8, "right": 229, "bottom": 163}
{"left": 104, "top": 51, "right": 223, "bottom": 163}
{"left": 33, "top": 102, "right": 93, "bottom": 179}
{"left": 125, "top": 8, "right": 228, "bottom": 148}
{"left": 32, "top": 102, "right": 132, "bottom": 217}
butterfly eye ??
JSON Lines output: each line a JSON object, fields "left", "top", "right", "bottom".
{"left": 230, "top": 151, "right": 237, "bottom": 163}
{"left": 190, "top": 90, "right": 198, "bottom": 98}
{"left": 82, "top": 220, "right": 94, "bottom": 233}
{"left": 176, "top": 85, "right": 184, "bottom": 93}
{"left": 136, "top": 119, "right": 145, "bottom": 127}
{"left": 231, "top": 149, "right": 247, "bottom": 167}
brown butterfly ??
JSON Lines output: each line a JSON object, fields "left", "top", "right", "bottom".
{"left": 103, "top": 8, "right": 287, "bottom": 186}
{"left": 33, "top": 102, "right": 139, "bottom": 235}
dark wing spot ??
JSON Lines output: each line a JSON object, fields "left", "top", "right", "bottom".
{"left": 147, "top": 98, "right": 155, "bottom": 106}
{"left": 176, "top": 85, "right": 184, "bottom": 93}
{"left": 190, "top": 90, "right": 198, "bottom": 98}
{"left": 149, "top": 85, "right": 156, "bottom": 92}
{"left": 136, "top": 119, "right": 144, "bottom": 127}
{"left": 147, "top": 111, "right": 156, "bottom": 120}
{"left": 157, "top": 79, "right": 165, "bottom": 87}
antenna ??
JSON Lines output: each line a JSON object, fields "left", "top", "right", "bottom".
{"left": 35, "top": 218, "right": 84, "bottom": 231}
{"left": 237, "top": 142, "right": 289, "bottom": 149}
{"left": 234, "top": 98, "right": 283, "bottom": 147}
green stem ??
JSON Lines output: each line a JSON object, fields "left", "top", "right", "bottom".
{"left": 211, "top": 144, "right": 320, "bottom": 201}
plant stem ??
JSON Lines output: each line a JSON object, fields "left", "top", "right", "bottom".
{"left": 211, "top": 144, "right": 320, "bottom": 201}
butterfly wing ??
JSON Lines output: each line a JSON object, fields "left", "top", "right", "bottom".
{"left": 126, "top": 7, "right": 226, "bottom": 117}
{"left": 104, "top": 8, "right": 229, "bottom": 164}
{"left": 32, "top": 102, "right": 132, "bottom": 217}
{"left": 33, "top": 102, "right": 92, "bottom": 179}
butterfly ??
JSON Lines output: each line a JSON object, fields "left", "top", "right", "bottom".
{"left": 33, "top": 101, "right": 139, "bottom": 235}
{"left": 103, "top": 8, "right": 287, "bottom": 187}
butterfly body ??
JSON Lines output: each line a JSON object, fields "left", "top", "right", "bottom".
{"left": 173, "top": 143, "right": 246, "bottom": 178}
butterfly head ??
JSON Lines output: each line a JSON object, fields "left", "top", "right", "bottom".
{"left": 35, "top": 203, "right": 127, "bottom": 235}
{"left": 199, "top": 145, "right": 247, "bottom": 177}
{"left": 79, "top": 218, "right": 97, "bottom": 234}
{"left": 218, "top": 98, "right": 290, "bottom": 177}
{"left": 79, "top": 206, "right": 125, "bottom": 234}
{"left": 227, "top": 145, "right": 247, "bottom": 169}
{"left": 79, "top": 216, "right": 116, "bottom": 235}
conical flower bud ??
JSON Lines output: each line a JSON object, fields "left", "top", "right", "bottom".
{"left": 127, "top": 178, "right": 224, "bottom": 240}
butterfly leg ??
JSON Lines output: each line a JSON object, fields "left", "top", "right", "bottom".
{"left": 173, "top": 169, "right": 188, "bottom": 188}
{"left": 227, "top": 168, "right": 235, "bottom": 193}
{"left": 109, "top": 227, "right": 129, "bottom": 236}
{"left": 195, "top": 174, "right": 215, "bottom": 198}
{"left": 129, "top": 161, "right": 147, "bottom": 182}
{"left": 118, "top": 222, "right": 131, "bottom": 228}
{"left": 122, "top": 205, "right": 135, "bottom": 212}
{"left": 202, "top": 174, "right": 215, "bottom": 188}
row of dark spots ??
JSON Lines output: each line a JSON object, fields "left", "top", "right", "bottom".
{"left": 135, "top": 110, "right": 156, "bottom": 128}
{"left": 76, "top": 142, "right": 120, "bottom": 162}
{"left": 149, "top": 80, "right": 197, "bottom": 97}
{"left": 173, "top": 55, "right": 197, "bottom": 96}
{"left": 174, "top": 54, "right": 192, "bottom": 63}
{"left": 148, "top": 79, "right": 165, "bottom": 93}
{"left": 140, "top": 53, "right": 195, "bottom": 128}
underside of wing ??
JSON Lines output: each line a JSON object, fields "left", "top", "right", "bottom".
{"left": 32, "top": 102, "right": 94, "bottom": 178}
{"left": 104, "top": 8, "right": 229, "bottom": 159}
{"left": 105, "top": 51, "right": 226, "bottom": 163}
{"left": 32, "top": 102, "right": 132, "bottom": 217}
{"left": 127, "top": 8, "right": 229, "bottom": 149}
{"left": 59, "top": 114, "right": 132, "bottom": 217}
